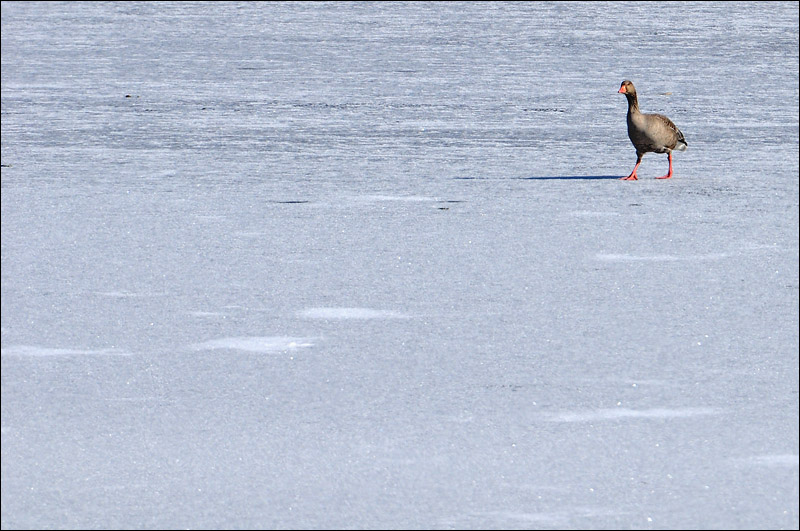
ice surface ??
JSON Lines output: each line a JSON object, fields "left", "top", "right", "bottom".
{"left": 2, "top": 1, "right": 798, "bottom": 529}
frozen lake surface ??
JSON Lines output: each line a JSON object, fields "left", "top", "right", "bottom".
{"left": 2, "top": 2, "right": 798, "bottom": 529}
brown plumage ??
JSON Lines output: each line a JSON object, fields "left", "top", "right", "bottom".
{"left": 618, "top": 80, "right": 687, "bottom": 180}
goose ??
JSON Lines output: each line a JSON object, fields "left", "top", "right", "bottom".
{"left": 618, "top": 80, "right": 687, "bottom": 180}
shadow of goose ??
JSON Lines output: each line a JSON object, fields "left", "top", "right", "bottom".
{"left": 522, "top": 175, "right": 622, "bottom": 180}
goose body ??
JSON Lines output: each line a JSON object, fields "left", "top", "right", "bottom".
{"left": 618, "top": 80, "right": 687, "bottom": 180}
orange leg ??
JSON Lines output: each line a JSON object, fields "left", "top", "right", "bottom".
{"left": 656, "top": 153, "right": 674, "bottom": 179}
{"left": 621, "top": 154, "right": 642, "bottom": 181}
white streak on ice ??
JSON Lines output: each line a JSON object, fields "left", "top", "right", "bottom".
{"left": 95, "top": 291, "right": 168, "bottom": 298}
{"left": 734, "top": 454, "right": 799, "bottom": 467}
{"left": 466, "top": 506, "right": 626, "bottom": 526}
{"left": 469, "top": 511, "right": 564, "bottom": 525}
{"left": 596, "top": 253, "right": 728, "bottom": 262}
{"left": 569, "top": 210, "right": 620, "bottom": 217}
{"left": 299, "top": 307, "right": 410, "bottom": 320}
{"left": 1, "top": 345, "right": 132, "bottom": 357}
{"left": 543, "top": 407, "right": 720, "bottom": 422}
{"left": 190, "top": 336, "right": 314, "bottom": 353}
{"left": 354, "top": 195, "right": 438, "bottom": 202}
{"left": 189, "top": 311, "right": 226, "bottom": 318}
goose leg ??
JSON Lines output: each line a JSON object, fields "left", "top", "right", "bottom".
{"left": 621, "top": 154, "right": 642, "bottom": 181}
{"left": 656, "top": 152, "right": 674, "bottom": 180}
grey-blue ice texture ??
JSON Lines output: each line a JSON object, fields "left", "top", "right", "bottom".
{"left": 2, "top": 2, "right": 798, "bottom": 529}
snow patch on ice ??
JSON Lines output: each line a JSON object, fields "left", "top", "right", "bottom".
{"left": 569, "top": 210, "right": 620, "bottom": 217}
{"left": 354, "top": 194, "right": 438, "bottom": 202}
{"left": 462, "top": 506, "right": 625, "bottom": 527}
{"left": 298, "top": 307, "right": 410, "bottom": 319}
{"left": 543, "top": 407, "right": 720, "bottom": 422}
{"left": 468, "top": 511, "right": 564, "bottom": 524}
{"left": 151, "top": 170, "right": 177, "bottom": 178}
{"left": 1, "top": 345, "right": 132, "bottom": 357}
{"left": 194, "top": 215, "right": 227, "bottom": 223}
{"left": 95, "top": 291, "right": 167, "bottom": 298}
{"left": 734, "top": 454, "right": 799, "bottom": 467}
{"left": 189, "top": 311, "right": 227, "bottom": 318}
{"left": 596, "top": 253, "right": 728, "bottom": 262}
{"left": 190, "top": 336, "right": 314, "bottom": 353}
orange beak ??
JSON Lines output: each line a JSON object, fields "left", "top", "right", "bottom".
{"left": 618, "top": 85, "right": 626, "bottom": 94}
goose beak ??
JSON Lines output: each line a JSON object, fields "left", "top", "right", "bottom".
{"left": 618, "top": 86, "right": 626, "bottom": 94}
